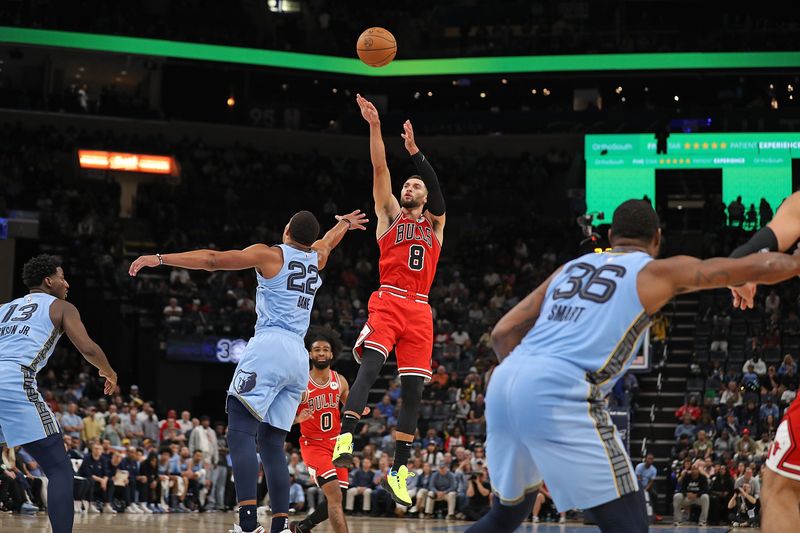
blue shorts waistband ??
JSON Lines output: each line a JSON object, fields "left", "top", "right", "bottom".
{"left": 253, "top": 326, "right": 304, "bottom": 341}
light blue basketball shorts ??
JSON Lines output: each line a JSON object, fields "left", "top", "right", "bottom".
{"left": 485, "top": 353, "right": 639, "bottom": 511}
{"left": 226, "top": 328, "right": 308, "bottom": 432}
{"left": 0, "top": 363, "right": 61, "bottom": 447}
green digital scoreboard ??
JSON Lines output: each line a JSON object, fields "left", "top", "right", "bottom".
{"left": 585, "top": 133, "right": 799, "bottom": 219}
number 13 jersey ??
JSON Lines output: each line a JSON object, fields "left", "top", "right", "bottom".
{"left": 513, "top": 250, "right": 653, "bottom": 395}
{"left": 0, "top": 293, "right": 61, "bottom": 372}
{"left": 378, "top": 213, "right": 441, "bottom": 296}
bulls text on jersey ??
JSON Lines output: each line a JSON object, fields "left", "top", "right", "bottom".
{"left": 304, "top": 391, "right": 341, "bottom": 415}
{"left": 394, "top": 221, "right": 434, "bottom": 248}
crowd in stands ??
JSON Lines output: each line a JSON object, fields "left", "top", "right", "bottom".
{"left": 0, "top": 120, "right": 582, "bottom": 523}
{"left": 659, "top": 269, "right": 800, "bottom": 527}
{"left": 7, "top": 116, "right": 799, "bottom": 526}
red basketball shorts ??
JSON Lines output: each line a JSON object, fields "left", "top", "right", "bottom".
{"left": 766, "top": 401, "right": 800, "bottom": 481}
{"left": 353, "top": 288, "right": 434, "bottom": 381}
{"left": 300, "top": 437, "right": 349, "bottom": 488}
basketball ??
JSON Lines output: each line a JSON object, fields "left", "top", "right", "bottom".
{"left": 356, "top": 27, "right": 397, "bottom": 67}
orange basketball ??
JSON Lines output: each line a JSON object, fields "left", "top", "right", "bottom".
{"left": 356, "top": 27, "right": 397, "bottom": 67}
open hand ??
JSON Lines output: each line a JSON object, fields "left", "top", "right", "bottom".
{"left": 296, "top": 408, "right": 313, "bottom": 424}
{"left": 336, "top": 209, "right": 369, "bottom": 230}
{"left": 129, "top": 255, "right": 160, "bottom": 277}
{"left": 356, "top": 94, "right": 380, "bottom": 125}
{"left": 730, "top": 282, "right": 756, "bottom": 310}
{"left": 401, "top": 120, "right": 419, "bottom": 155}
{"left": 100, "top": 368, "right": 118, "bottom": 395}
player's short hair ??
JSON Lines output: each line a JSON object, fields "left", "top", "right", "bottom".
{"left": 22, "top": 254, "right": 61, "bottom": 288}
{"left": 288, "top": 210, "right": 320, "bottom": 246}
{"left": 610, "top": 199, "right": 659, "bottom": 243}
{"left": 304, "top": 326, "right": 343, "bottom": 355}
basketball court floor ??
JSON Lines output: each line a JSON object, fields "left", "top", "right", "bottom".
{"left": 0, "top": 513, "right": 753, "bottom": 532}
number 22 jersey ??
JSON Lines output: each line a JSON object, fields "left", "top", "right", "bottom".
{"left": 512, "top": 250, "right": 653, "bottom": 395}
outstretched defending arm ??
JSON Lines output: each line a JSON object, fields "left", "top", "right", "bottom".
{"left": 641, "top": 252, "right": 800, "bottom": 315}
{"left": 730, "top": 192, "right": 800, "bottom": 309}
{"left": 311, "top": 210, "right": 369, "bottom": 270}
{"left": 491, "top": 268, "right": 561, "bottom": 360}
{"left": 128, "top": 244, "right": 282, "bottom": 277}
{"left": 356, "top": 94, "right": 401, "bottom": 226}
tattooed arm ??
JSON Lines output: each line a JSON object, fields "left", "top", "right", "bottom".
{"left": 638, "top": 253, "right": 800, "bottom": 316}
{"left": 490, "top": 267, "right": 562, "bottom": 361}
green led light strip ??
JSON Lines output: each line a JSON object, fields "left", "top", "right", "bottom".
{"left": 3, "top": 26, "right": 800, "bottom": 76}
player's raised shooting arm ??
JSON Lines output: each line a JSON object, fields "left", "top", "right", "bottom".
{"left": 639, "top": 253, "right": 800, "bottom": 315}
{"left": 491, "top": 268, "right": 562, "bottom": 361}
{"left": 311, "top": 210, "right": 369, "bottom": 270}
{"left": 357, "top": 94, "right": 400, "bottom": 220}
{"left": 59, "top": 301, "right": 117, "bottom": 395}
{"left": 129, "top": 244, "right": 282, "bottom": 277}
{"left": 403, "top": 120, "right": 446, "bottom": 230}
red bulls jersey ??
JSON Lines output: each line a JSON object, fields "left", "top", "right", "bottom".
{"left": 377, "top": 213, "right": 441, "bottom": 296}
{"left": 299, "top": 371, "right": 343, "bottom": 440}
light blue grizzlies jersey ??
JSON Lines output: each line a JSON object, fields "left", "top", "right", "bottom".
{"left": 0, "top": 293, "right": 62, "bottom": 372}
{"left": 514, "top": 250, "right": 653, "bottom": 395}
{"left": 255, "top": 244, "right": 321, "bottom": 337}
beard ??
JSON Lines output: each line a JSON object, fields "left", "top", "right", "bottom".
{"left": 400, "top": 196, "right": 422, "bottom": 209}
{"left": 311, "top": 359, "right": 332, "bottom": 369}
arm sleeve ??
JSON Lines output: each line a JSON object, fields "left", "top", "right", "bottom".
{"left": 411, "top": 152, "right": 445, "bottom": 216}
{"left": 729, "top": 226, "right": 779, "bottom": 258}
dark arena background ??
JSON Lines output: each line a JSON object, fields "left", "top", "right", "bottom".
{"left": 2, "top": 1, "right": 800, "bottom": 532}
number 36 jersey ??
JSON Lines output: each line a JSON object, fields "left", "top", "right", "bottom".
{"left": 512, "top": 250, "right": 653, "bottom": 395}
{"left": 378, "top": 213, "right": 441, "bottom": 295}
{"left": 0, "top": 293, "right": 62, "bottom": 372}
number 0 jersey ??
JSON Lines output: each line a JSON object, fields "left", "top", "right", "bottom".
{"left": 298, "top": 370, "right": 343, "bottom": 440}
{"left": 377, "top": 213, "right": 441, "bottom": 296}
{"left": 0, "top": 293, "right": 62, "bottom": 372}
{"left": 512, "top": 250, "right": 653, "bottom": 395}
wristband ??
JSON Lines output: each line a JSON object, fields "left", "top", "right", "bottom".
{"left": 156, "top": 253, "right": 164, "bottom": 266}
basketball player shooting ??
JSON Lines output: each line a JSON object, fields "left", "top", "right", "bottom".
{"left": 466, "top": 200, "right": 800, "bottom": 533}
{"left": 331, "top": 94, "right": 445, "bottom": 508}
{"left": 129, "top": 210, "right": 366, "bottom": 533}
{"left": 727, "top": 190, "right": 800, "bottom": 533}
{"left": 0, "top": 254, "right": 117, "bottom": 533}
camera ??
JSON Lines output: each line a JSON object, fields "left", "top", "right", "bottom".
{"left": 577, "top": 211, "right": 604, "bottom": 238}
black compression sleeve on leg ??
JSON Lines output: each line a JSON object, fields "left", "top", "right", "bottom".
{"left": 396, "top": 375, "right": 424, "bottom": 435}
{"left": 465, "top": 491, "right": 537, "bottom": 532}
{"left": 343, "top": 348, "right": 385, "bottom": 416}
{"left": 586, "top": 490, "right": 649, "bottom": 533}
{"left": 730, "top": 225, "right": 779, "bottom": 257}
{"left": 411, "top": 152, "right": 445, "bottom": 216}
